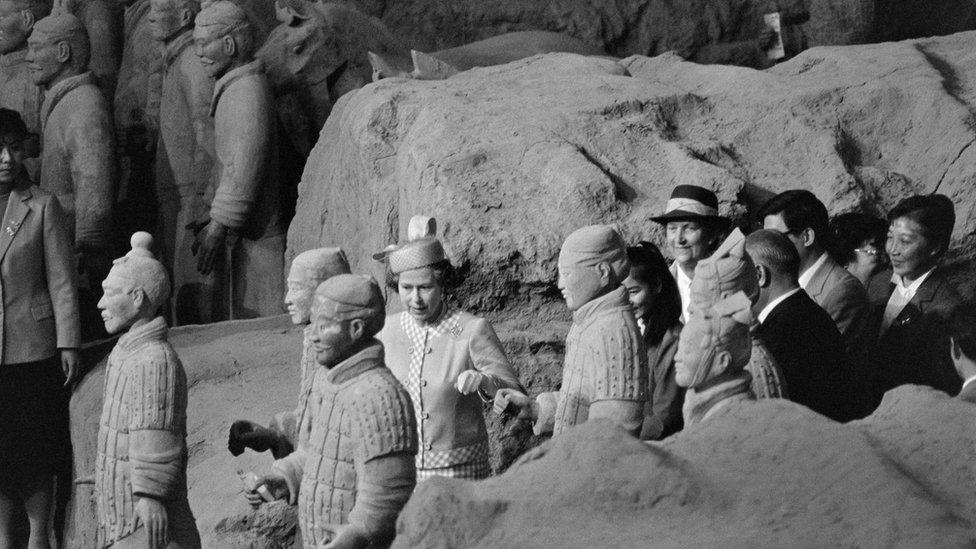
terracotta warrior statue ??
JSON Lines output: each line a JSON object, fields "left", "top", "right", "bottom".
{"left": 228, "top": 247, "right": 350, "bottom": 459}
{"left": 29, "top": 12, "right": 116, "bottom": 336}
{"left": 676, "top": 229, "right": 758, "bottom": 424}
{"left": 191, "top": 0, "right": 284, "bottom": 320}
{"left": 0, "top": 0, "right": 49, "bottom": 178}
{"left": 94, "top": 232, "right": 200, "bottom": 548}
{"left": 496, "top": 225, "right": 648, "bottom": 437}
{"left": 245, "top": 274, "right": 417, "bottom": 548}
{"left": 148, "top": 0, "right": 217, "bottom": 324}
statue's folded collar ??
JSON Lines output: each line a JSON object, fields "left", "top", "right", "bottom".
{"left": 210, "top": 59, "right": 265, "bottom": 117}
{"left": 163, "top": 29, "right": 195, "bottom": 69}
{"left": 116, "top": 316, "right": 168, "bottom": 352}
{"left": 571, "top": 285, "right": 629, "bottom": 326}
{"left": 325, "top": 340, "right": 385, "bottom": 385}
{"left": 40, "top": 71, "right": 97, "bottom": 128}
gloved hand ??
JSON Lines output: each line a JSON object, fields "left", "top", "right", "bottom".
{"left": 228, "top": 420, "right": 293, "bottom": 458}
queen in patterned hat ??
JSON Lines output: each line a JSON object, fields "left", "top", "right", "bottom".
{"left": 651, "top": 184, "right": 731, "bottom": 324}
{"left": 373, "top": 215, "right": 524, "bottom": 481}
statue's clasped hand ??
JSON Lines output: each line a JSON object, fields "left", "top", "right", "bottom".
{"left": 492, "top": 389, "right": 539, "bottom": 421}
{"left": 243, "top": 472, "right": 288, "bottom": 509}
{"left": 190, "top": 219, "right": 227, "bottom": 275}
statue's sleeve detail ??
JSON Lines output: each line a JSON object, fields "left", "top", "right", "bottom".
{"left": 65, "top": 92, "right": 116, "bottom": 249}
{"left": 210, "top": 75, "right": 270, "bottom": 229}
{"left": 592, "top": 319, "right": 648, "bottom": 403}
{"left": 126, "top": 346, "right": 186, "bottom": 500}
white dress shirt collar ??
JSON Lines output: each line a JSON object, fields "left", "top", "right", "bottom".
{"left": 676, "top": 265, "right": 692, "bottom": 323}
{"left": 798, "top": 252, "right": 828, "bottom": 290}
{"left": 890, "top": 267, "right": 936, "bottom": 302}
{"left": 758, "top": 288, "right": 802, "bottom": 324}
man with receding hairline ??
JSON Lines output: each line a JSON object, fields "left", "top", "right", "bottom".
{"left": 746, "top": 229, "right": 863, "bottom": 421}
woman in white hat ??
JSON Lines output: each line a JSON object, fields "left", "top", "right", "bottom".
{"left": 651, "top": 184, "right": 730, "bottom": 323}
{"left": 374, "top": 216, "right": 524, "bottom": 481}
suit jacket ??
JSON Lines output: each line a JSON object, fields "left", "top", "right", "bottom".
{"left": 867, "top": 268, "right": 962, "bottom": 405}
{"left": 753, "top": 290, "right": 863, "bottom": 421}
{"left": 0, "top": 184, "right": 80, "bottom": 364}
{"left": 805, "top": 254, "right": 868, "bottom": 350}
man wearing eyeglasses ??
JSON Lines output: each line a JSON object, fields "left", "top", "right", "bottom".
{"left": 757, "top": 190, "right": 869, "bottom": 354}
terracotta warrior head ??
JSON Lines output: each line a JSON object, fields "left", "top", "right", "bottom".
{"left": 675, "top": 229, "right": 756, "bottom": 389}
{"left": 26, "top": 12, "right": 88, "bottom": 88}
{"left": 309, "top": 274, "right": 384, "bottom": 368}
{"left": 193, "top": 0, "right": 254, "bottom": 79}
{"left": 0, "top": 0, "right": 49, "bottom": 54}
{"left": 148, "top": 0, "right": 200, "bottom": 42}
{"left": 284, "top": 247, "right": 350, "bottom": 325}
{"left": 557, "top": 225, "right": 629, "bottom": 311}
{"left": 98, "top": 232, "right": 171, "bottom": 334}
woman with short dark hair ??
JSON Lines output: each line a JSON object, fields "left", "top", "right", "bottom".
{"left": 623, "top": 242, "right": 684, "bottom": 439}
{"left": 868, "top": 194, "right": 963, "bottom": 407}
{"left": 829, "top": 212, "right": 888, "bottom": 287}
{"left": 0, "top": 109, "right": 81, "bottom": 547}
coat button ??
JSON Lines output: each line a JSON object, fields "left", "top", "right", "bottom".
{"left": 422, "top": 412, "right": 430, "bottom": 420}
{"left": 425, "top": 443, "right": 432, "bottom": 450}
{"left": 425, "top": 347, "right": 432, "bottom": 354}
{"left": 420, "top": 379, "right": 427, "bottom": 387}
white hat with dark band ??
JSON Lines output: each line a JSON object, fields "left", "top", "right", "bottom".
{"left": 650, "top": 184, "right": 729, "bottom": 226}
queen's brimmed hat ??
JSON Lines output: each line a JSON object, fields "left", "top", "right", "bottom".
{"left": 650, "top": 184, "right": 729, "bottom": 226}
{"left": 373, "top": 215, "right": 448, "bottom": 274}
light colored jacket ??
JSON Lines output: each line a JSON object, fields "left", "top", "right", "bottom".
{"left": 805, "top": 253, "right": 868, "bottom": 347}
{"left": 379, "top": 309, "right": 523, "bottom": 469}
{"left": 40, "top": 71, "right": 116, "bottom": 250}
{"left": 0, "top": 184, "right": 80, "bottom": 364}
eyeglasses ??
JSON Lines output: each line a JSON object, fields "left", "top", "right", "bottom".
{"left": 854, "top": 247, "right": 880, "bottom": 257}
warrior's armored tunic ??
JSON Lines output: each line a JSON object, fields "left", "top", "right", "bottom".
{"left": 534, "top": 286, "right": 648, "bottom": 437}
{"left": 94, "top": 317, "right": 200, "bottom": 548}
{"left": 274, "top": 341, "right": 417, "bottom": 548}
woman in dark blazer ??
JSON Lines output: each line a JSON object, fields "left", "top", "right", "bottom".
{"left": 0, "top": 109, "right": 81, "bottom": 547}
{"left": 624, "top": 242, "right": 684, "bottom": 440}
{"left": 867, "top": 194, "right": 962, "bottom": 409}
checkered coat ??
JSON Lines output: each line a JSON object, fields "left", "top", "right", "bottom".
{"left": 378, "top": 309, "right": 523, "bottom": 472}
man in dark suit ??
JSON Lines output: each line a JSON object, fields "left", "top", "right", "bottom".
{"left": 746, "top": 229, "right": 863, "bottom": 421}
{"left": 948, "top": 303, "right": 976, "bottom": 405}
{"left": 758, "top": 190, "right": 868, "bottom": 352}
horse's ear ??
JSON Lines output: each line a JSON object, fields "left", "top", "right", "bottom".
{"left": 411, "top": 50, "right": 458, "bottom": 80}
{"left": 275, "top": 0, "right": 310, "bottom": 25}
{"left": 368, "top": 51, "right": 399, "bottom": 82}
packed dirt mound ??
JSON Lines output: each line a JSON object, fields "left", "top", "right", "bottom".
{"left": 289, "top": 32, "right": 976, "bottom": 326}
{"left": 395, "top": 386, "right": 976, "bottom": 547}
